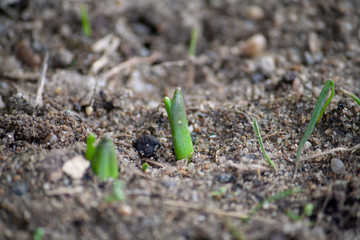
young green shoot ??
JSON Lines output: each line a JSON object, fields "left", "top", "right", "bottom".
{"left": 253, "top": 118, "right": 276, "bottom": 171}
{"left": 211, "top": 187, "right": 227, "bottom": 198}
{"left": 106, "top": 179, "right": 126, "bottom": 202}
{"left": 286, "top": 203, "right": 314, "bottom": 221}
{"left": 33, "top": 228, "right": 45, "bottom": 240}
{"left": 80, "top": 4, "right": 92, "bottom": 37}
{"left": 142, "top": 162, "right": 149, "bottom": 172}
{"left": 241, "top": 188, "right": 301, "bottom": 223}
{"left": 188, "top": 26, "right": 199, "bottom": 57}
{"left": 164, "top": 87, "right": 194, "bottom": 160}
{"left": 86, "top": 135, "right": 119, "bottom": 180}
{"left": 340, "top": 88, "right": 360, "bottom": 106}
{"left": 294, "top": 79, "right": 334, "bottom": 176}
{"left": 85, "top": 133, "right": 96, "bottom": 161}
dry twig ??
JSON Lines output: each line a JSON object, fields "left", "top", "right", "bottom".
{"left": 101, "top": 52, "right": 160, "bottom": 81}
{"left": 163, "top": 199, "right": 248, "bottom": 218}
{"left": 300, "top": 143, "right": 360, "bottom": 162}
{"left": 35, "top": 51, "right": 49, "bottom": 107}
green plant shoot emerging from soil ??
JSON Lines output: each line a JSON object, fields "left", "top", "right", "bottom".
{"left": 80, "top": 4, "right": 92, "bottom": 37}
{"left": 164, "top": 88, "right": 194, "bottom": 160}
{"left": 294, "top": 79, "right": 334, "bottom": 175}
{"left": 253, "top": 118, "right": 276, "bottom": 171}
{"left": 188, "top": 26, "right": 199, "bottom": 57}
{"left": 86, "top": 135, "right": 119, "bottom": 180}
{"left": 340, "top": 88, "right": 360, "bottom": 106}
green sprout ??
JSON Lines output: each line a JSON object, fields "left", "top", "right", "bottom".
{"left": 164, "top": 88, "right": 194, "bottom": 160}
{"left": 286, "top": 203, "right": 314, "bottom": 221}
{"left": 142, "top": 162, "right": 149, "bottom": 172}
{"left": 253, "top": 118, "right": 276, "bottom": 171}
{"left": 33, "top": 228, "right": 45, "bottom": 240}
{"left": 211, "top": 187, "right": 227, "bottom": 198}
{"left": 242, "top": 188, "right": 301, "bottom": 223}
{"left": 85, "top": 133, "right": 96, "bottom": 161}
{"left": 294, "top": 79, "right": 334, "bottom": 175}
{"left": 340, "top": 88, "right": 360, "bottom": 106}
{"left": 188, "top": 26, "right": 199, "bottom": 57}
{"left": 80, "top": 4, "right": 92, "bottom": 37}
{"left": 106, "top": 179, "right": 126, "bottom": 202}
{"left": 86, "top": 135, "right": 119, "bottom": 180}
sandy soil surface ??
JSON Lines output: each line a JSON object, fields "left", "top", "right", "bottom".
{"left": 0, "top": 0, "right": 360, "bottom": 239}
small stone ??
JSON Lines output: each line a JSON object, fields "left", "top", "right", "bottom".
{"left": 308, "top": 32, "right": 320, "bottom": 54}
{"left": 62, "top": 155, "right": 91, "bottom": 180}
{"left": 246, "top": 5, "right": 264, "bottom": 20}
{"left": 218, "top": 173, "right": 233, "bottom": 183}
{"left": 303, "top": 141, "right": 312, "bottom": 150}
{"left": 52, "top": 48, "right": 74, "bottom": 68}
{"left": 117, "top": 204, "right": 132, "bottom": 216}
{"left": 257, "top": 55, "right": 275, "bottom": 75}
{"left": 243, "top": 34, "right": 266, "bottom": 58}
{"left": 133, "top": 135, "right": 161, "bottom": 158}
{"left": 331, "top": 158, "right": 346, "bottom": 175}
{"left": 282, "top": 71, "right": 297, "bottom": 83}
{"left": 304, "top": 51, "right": 314, "bottom": 65}
{"left": 12, "top": 181, "right": 29, "bottom": 196}
{"left": 85, "top": 106, "right": 93, "bottom": 116}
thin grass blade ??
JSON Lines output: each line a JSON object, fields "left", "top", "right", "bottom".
{"left": 294, "top": 79, "right": 334, "bottom": 175}
{"left": 340, "top": 88, "right": 360, "bottom": 106}
{"left": 253, "top": 118, "right": 276, "bottom": 171}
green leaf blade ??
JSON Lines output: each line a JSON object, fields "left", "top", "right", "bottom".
{"left": 85, "top": 133, "right": 96, "bottom": 161}
{"left": 294, "top": 80, "right": 334, "bottom": 175}
{"left": 92, "top": 137, "right": 119, "bottom": 180}
{"left": 253, "top": 118, "right": 276, "bottom": 171}
{"left": 164, "top": 88, "right": 194, "bottom": 160}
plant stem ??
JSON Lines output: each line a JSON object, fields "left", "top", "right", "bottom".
{"left": 253, "top": 118, "right": 276, "bottom": 171}
{"left": 164, "top": 88, "right": 194, "bottom": 160}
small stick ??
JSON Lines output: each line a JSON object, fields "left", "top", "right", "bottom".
{"left": 300, "top": 143, "right": 360, "bottom": 162}
{"left": 101, "top": 52, "right": 160, "bottom": 81}
{"left": 46, "top": 186, "right": 84, "bottom": 196}
{"left": 35, "top": 52, "right": 49, "bottom": 107}
{"left": 163, "top": 199, "right": 248, "bottom": 218}
{"left": 143, "top": 158, "right": 165, "bottom": 168}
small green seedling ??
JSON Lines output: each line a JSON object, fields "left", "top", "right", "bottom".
{"left": 142, "top": 162, "right": 149, "bottom": 172}
{"left": 286, "top": 203, "right": 314, "bottom": 221}
{"left": 340, "top": 88, "right": 360, "bottom": 106}
{"left": 294, "top": 79, "right": 334, "bottom": 175}
{"left": 85, "top": 133, "right": 96, "bottom": 161}
{"left": 86, "top": 134, "right": 119, "bottom": 180}
{"left": 80, "top": 4, "right": 92, "bottom": 37}
{"left": 106, "top": 179, "right": 126, "bottom": 202}
{"left": 33, "top": 228, "right": 45, "bottom": 240}
{"left": 241, "top": 188, "right": 301, "bottom": 223}
{"left": 188, "top": 26, "right": 199, "bottom": 57}
{"left": 211, "top": 187, "right": 227, "bottom": 198}
{"left": 253, "top": 118, "right": 276, "bottom": 171}
{"left": 164, "top": 88, "right": 194, "bottom": 160}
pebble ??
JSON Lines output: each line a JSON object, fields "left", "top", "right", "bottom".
{"left": 62, "top": 155, "right": 91, "bottom": 180}
{"left": 246, "top": 5, "right": 264, "bottom": 20}
{"left": 14, "top": 39, "right": 41, "bottom": 68}
{"left": 12, "top": 181, "right": 29, "bottom": 196}
{"left": 257, "top": 55, "right": 275, "bottom": 75}
{"left": 243, "top": 34, "right": 266, "bottom": 58}
{"left": 331, "top": 158, "right": 346, "bottom": 175}
{"left": 218, "top": 173, "right": 233, "bottom": 183}
{"left": 117, "top": 204, "right": 132, "bottom": 216}
{"left": 52, "top": 48, "right": 74, "bottom": 68}
{"left": 308, "top": 32, "right": 320, "bottom": 54}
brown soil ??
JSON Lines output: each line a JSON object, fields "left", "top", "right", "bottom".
{"left": 0, "top": 0, "right": 360, "bottom": 239}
